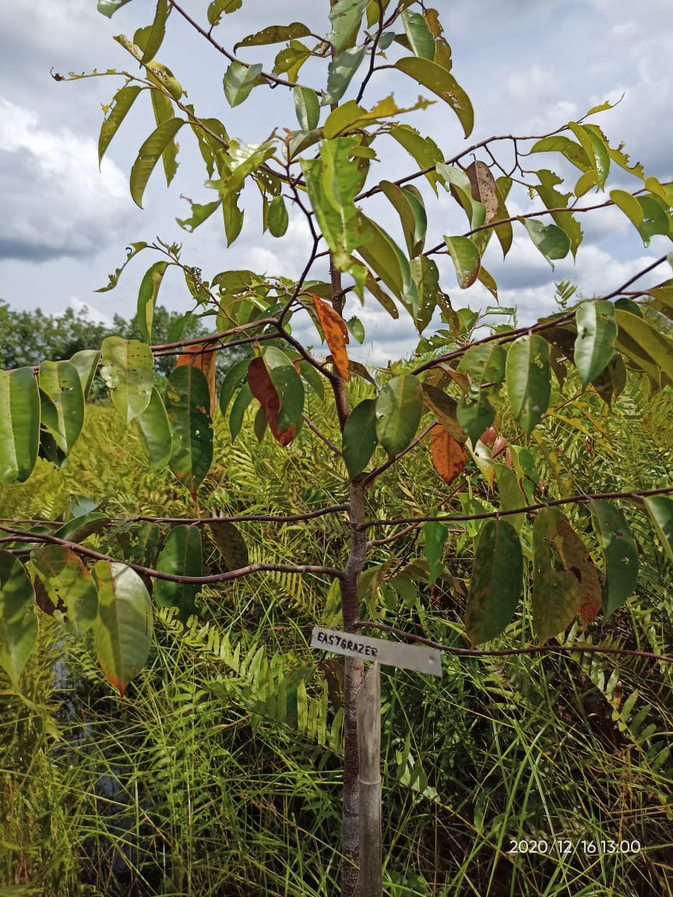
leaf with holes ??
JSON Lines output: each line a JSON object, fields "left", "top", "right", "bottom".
{"left": 154, "top": 525, "right": 203, "bottom": 621}
{"left": 101, "top": 337, "right": 154, "bottom": 424}
{"left": 395, "top": 57, "right": 473, "bottom": 137}
{"left": 0, "top": 367, "right": 40, "bottom": 484}
{"left": 38, "top": 361, "right": 84, "bottom": 456}
{"left": 590, "top": 501, "right": 639, "bottom": 618}
{"left": 130, "top": 117, "right": 184, "bottom": 206}
{"left": 466, "top": 520, "right": 522, "bottom": 644}
{"left": 431, "top": 426, "right": 467, "bottom": 485}
{"left": 93, "top": 561, "right": 153, "bottom": 696}
{"left": 0, "top": 552, "right": 37, "bottom": 686}
{"left": 99, "top": 85, "right": 142, "bottom": 164}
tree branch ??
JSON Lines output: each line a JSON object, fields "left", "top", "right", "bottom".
{"left": 302, "top": 414, "right": 343, "bottom": 456}
{"left": 364, "top": 423, "right": 436, "bottom": 487}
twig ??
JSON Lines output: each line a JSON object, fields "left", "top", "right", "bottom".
{"left": 364, "top": 423, "right": 436, "bottom": 487}
{"left": 302, "top": 415, "right": 343, "bottom": 456}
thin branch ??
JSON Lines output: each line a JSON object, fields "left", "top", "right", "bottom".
{"left": 364, "top": 423, "right": 436, "bottom": 487}
{"left": 128, "top": 506, "right": 350, "bottom": 525}
{"left": 302, "top": 415, "right": 343, "bottom": 456}
{"left": 363, "top": 485, "right": 673, "bottom": 530}
{"left": 151, "top": 318, "right": 276, "bottom": 353}
{"left": 0, "top": 525, "right": 343, "bottom": 583}
{"left": 353, "top": 620, "right": 673, "bottom": 665}
{"left": 355, "top": 0, "right": 385, "bottom": 104}
{"left": 168, "top": 0, "right": 322, "bottom": 95}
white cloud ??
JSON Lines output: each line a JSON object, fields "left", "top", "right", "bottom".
{"left": 0, "top": 98, "right": 134, "bottom": 261}
{"left": 68, "top": 297, "right": 114, "bottom": 325}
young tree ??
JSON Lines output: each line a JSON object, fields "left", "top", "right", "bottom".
{"left": 2, "top": 1, "right": 673, "bottom": 894}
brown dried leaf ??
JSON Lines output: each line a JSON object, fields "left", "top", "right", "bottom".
{"left": 555, "top": 519, "right": 602, "bottom": 626}
{"left": 431, "top": 425, "right": 468, "bottom": 485}
{"left": 247, "top": 357, "right": 297, "bottom": 447}
{"left": 313, "top": 294, "right": 350, "bottom": 381}
{"left": 177, "top": 343, "right": 218, "bottom": 414}
{"left": 466, "top": 161, "right": 499, "bottom": 223}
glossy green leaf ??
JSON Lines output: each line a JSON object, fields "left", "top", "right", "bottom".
{"left": 69, "top": 350, "right": 100, "bottom": 400}
{"left": 236, "top": 22, "right": 311, "bottom": 50}
{"left": 506, "top": 335, "right": 551, "bottom": 433}
{"left": 140, "top": 0, "right": 169, "bottom": 63}
{"left": 590, "top": 501, "right": 639, "bottom": 618}
{"left": 0, "top": 367, "right": 40, "bottom": 484}
{"left": 466, "top": 520, "right": 522, "bottom": 644}
{"left": 298, "top": 360, "right": 325, "bottom": 401}
{"left": 529, "top": 135, "right": 591, "bottom": 171}
{"left": 210, "top": 522, "right": 249, "bottom": 571}
{"left": 130, "top": 117, "right": 184, "bottom": 207}
{"left": 616, "top": 309, "right": 673, "bottom": 382}
{"left": 347, "top": 316, "right": 365, "bottom": 344}
{"left": 610, "top": 189, "right": 644, "bottom": 231}
{"left": 444, "top": 236, "right": 480, "bottom": 289}
{"left": 523, "top": 219, "right": 570, "bottom": 265}
{"left": 229, "top": 383, "right": 253, "bottom": 441}
{"left": 395, "top": 57, "right": 473, "bottom": 137}
{"left": 388, "top": 124, "right": 443, "bottom": 194}
{"left": 376, "top": 375, "right": 424, "bottom": 456}
{"left": 574, "top": 300, "right": 617, "bottom": 385}
{"left": 32, "top": 546, "right": 98, "bottom": 636}
{"left": 220, "top": 359, "right": 252, "bottom": 417}
{"left": 343, "top": 398, "right": 377, "bottom": 476}
{"left": 267, "top": 195, "right": 289, "bottom": 237}
{"left": 136, "top": 261, "right": 169, "bottom": 342}
{"left": 424, "top": 522, "right": 447, "bottom": 585}
{"left": 323, "top": 47, "right": 365, "bottom": 106}
{"left": 38, "top": 361, "right": 84, "bottom": 455}
{"left": 136, "top": 387, "right": 172, "bottom": 469}
{"left": 263, "top": 347, "right": 305, "bottom": 430}
{"left": 458, "top": 343, "right": 507, "bottom": 385}
{"left": 437, "top": 164, "right": 486, "bottom": 230}
{"left": 0, "top": 552, "right": 37, "bottom": 686}
{"left": 99, "top": 85, "right": 142, "bottom": 165}
{"left": 328, "top": 0, "right": 367, "bottom": 52}
{"left": 55, "top": 512, "right": 110, "bottom": 545}
{"left": 644, "top": 496, "right": 673, "bottom": 564}
{"left": 636, "top": 195, "right": 670, "bottom": 245}
{"left": 358, "top": 215, "right": 418, "bottom": 313}
{"left": 224, "top": 61, "right": 263, "bottom": 107}
{"left": 92, "top": 561, "right": 153, "bottom": 696}
{"left": 101, "top": 337, "right": 154, "bottom": 423}
{"left": 154, "top": 525, "right": 203, "bottom": 621}
{"left": 401, "top": 10, "right": 435, "bottom": 59}
{"left": 380, "top": 180, "right": 426, "bottom": 257}
{"left": 166, "top": 366, "right": 213, "bottom": 493}
{"left": 294, "top": 86, "right": 320, "bottom": 130}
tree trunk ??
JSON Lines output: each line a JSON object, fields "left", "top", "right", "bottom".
{"left": 358, "top": 662, "right": 382, "bottom": 897}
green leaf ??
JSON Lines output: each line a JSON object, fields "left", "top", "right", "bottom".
{"left": 506, "top": 335, "right": 551, "bottom": 433}
{"left": 0, "top": 552, "right": 37, "bottom": 686}
{"left": 644, "top": 496, "right": 673, "bottom": 564}
{"left": 99, "top": 85, "right": 142, "bottom": 165}
{"left": 421, "top": 384, "right": 466, "bottom": 443}
{"left": 568, "top": 121, "right": 610, "bottom": 188}
{"left": 262, "top": 347, "right": 305, "bottom": 430}
{"left": 136, "top": 261, "right": 169, "bottom": 342}
{"left": 534, "top": 170, "right": 583, "bottom": 258}
{"left": 0, "top": 368, "right": 40, "bottom": 484}
{"left": 456, "top": 393, "right": 495, "bottom": 446}
{"left": 590, "top": 501, "right": 639, "bottom": 618}
{"left": 101, "top": 337, "right": 155, "bottom": 423}
{"left": 229, "top": 383, "right": 253, "bottom": 440}
{"left": 166, "top": 366, "right": 213, "bottom": 493}
{"left": 343, "top": 398, "right": 378, "bottom": 476}
{"left": 140, "top": 0, "right": 169, "bottom": 63}
{"left": 424, "top": 522, "right": 447, "bottom": 585}
{"left": 136, "top": 387, "right": 172, "bottom": 469}
{"left": 219, "top": 359, "right": 250, "bottom": 417}
{"left": 38, "top": 361, "right": 85, "bottom": 455}
{"left": 207, "top": 0, "right": 242, "bottom": 26}
{"left": 92, "top": 561, "right": 153, "bottom": 696}
{"left": 636, "top": 195, "right": 670, "bottom": 246}
{"left": 236, "top": 22, "right": 311, "bottom": 51}
{"left": 574, "top": 300, "right": 617, "bottom": 385}
{"left": 130, "top": 117, "right": 184, "bottom": 207}
{"left": 323, "top": 47, "right": 366, "bottom": 106}
{"left": 224, "top": 61, "right": 263, "bottom": 107}
{"left": 96, "top": 241, "right": 149, "bottom": 293}
{"left": 529, "top": 135, "right": 591, "bottom": 171}
{"left": 388, "top": 125, "right": 443, "bottom": 194}
{"left": 358, "top": 214, "right": 418, "bottom": 313}
{"left": 32, "top": 546, "right": 98, "bottom": 636}
{"left": 298, "top": 360, "right": 325, "bottom": 401}
{"left": 444, "top": 236, "right": 480, "bottom": 288}
{"left": 328, "top": 0, "right": 367, "bottom": 52}
{"left": 97, "top": 0, "right": 134, "bottom": 17}
{"left": 177, "top": 198, "right": 221, "bottom": 233}
{"left": 376, "top": 375, "right": 424, "bottom": 456}
{"left": 267, "top": 195, "right": 289, "bottom": 237}
{"left": 533, "top": 509, "right": 581, "bottom": 644}
{"left": 69, "top": 350, "right": 100, "bottom": 399}
{"left": 610, "top": 189, "right": 644, "bottom": 232}
{"left": 294, "top": 86, "right": 320, "bottom": 130}
{"left": 616, "top": 309, "right": 673, "bottom": 382}
{"left": 401, "top": 10, "right": 435, "bottom": 59}
{"left": 154, "top": 525, "right": 203, "bottom": 622}
{"left": 347, "top": 316, "right": 366, "bottom": 344}
{"left": 436, "top": 163, "right": 486, "bottom": 231}
{"left": 210, "top": 522, "right": 250, "bottom": 571}
{"left": 522, "top": 219, "right": 570, "bottom": 265}
{"left": 411, "top": 256, "right": 440, "bottom": 332}
{"left": 54, "top": 512, "right": 110, "bottom": 545}
{"left": 466, "top": 520, "right": 522, "bottom": 644}
{"left": 395, "top": 57, "right": 473, "bottom": 137}
{"left": 380, "top": 180, "right": 427, "bottom": 257}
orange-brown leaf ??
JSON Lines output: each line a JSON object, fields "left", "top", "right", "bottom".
{"left": 431, "top": 425, "right": 468, "bottom": 485}
{"left": 247, "top": 357, "right": 297, "bottom": 447}
{"left": 313, "top": 294, "right": 350, "bottom": 381}
{"left": 177, "top": 344, "right": 218, "bottom": 414}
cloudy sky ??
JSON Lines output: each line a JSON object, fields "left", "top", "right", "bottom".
{"left": 1, "top": 0, "right": 672, "bottom": 363}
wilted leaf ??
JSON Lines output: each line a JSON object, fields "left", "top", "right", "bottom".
{"left": 247, "top": 358, "right": 297, "bottom": 446}
{"left": 210, "top": 521, "right": 249, "bottom": 571}
{"left": 176, "top": 344, "right": 219, "bottom": 415}
{"left": 313, "top": 294, "right": 350, "bottom": 381}
{"left": 431, "top": 425, "right": 467, "bottom": 485}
